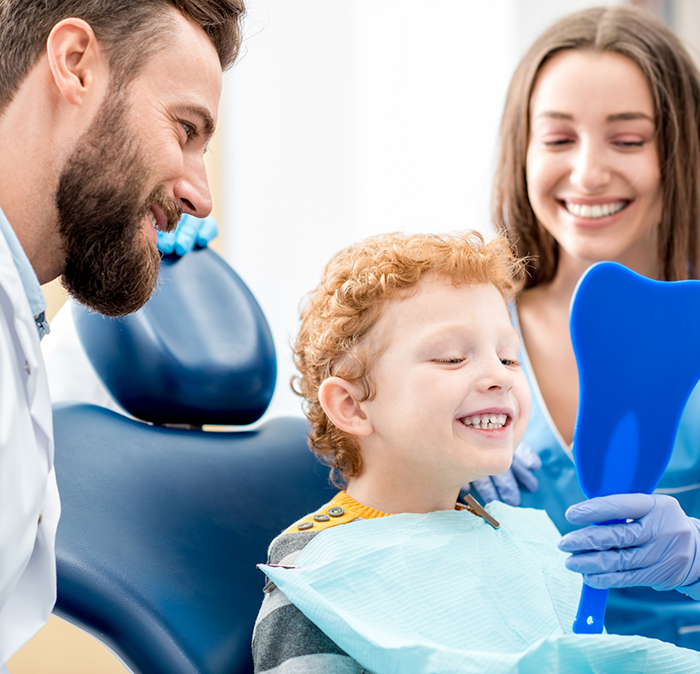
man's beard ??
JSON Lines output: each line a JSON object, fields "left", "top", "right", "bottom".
{"left": 57, "top": 90, "right": 181, "bottom": 317}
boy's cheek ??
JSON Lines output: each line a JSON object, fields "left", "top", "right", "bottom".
{"left": 513, "top": 381, "right": 532, "bottom": 447}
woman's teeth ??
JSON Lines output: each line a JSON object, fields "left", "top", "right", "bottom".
{"left": 565, "top": 201, "right": 627, "bottom": 219}
{"left": 460, "top": 414, "right": 507, "bottom": 430}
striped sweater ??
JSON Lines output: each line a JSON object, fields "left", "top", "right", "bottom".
{"left": 252, "top": 491, "right": 388, "bottom": 673}
{"left": 252, "top": 491, "right": 481, "bottom": 673}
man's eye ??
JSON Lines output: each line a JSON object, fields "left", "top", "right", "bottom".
{"left": 182, "top": 122, "right": 195, "bottom": 139}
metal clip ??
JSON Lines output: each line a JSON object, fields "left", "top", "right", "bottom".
{"left": 257, "top": 563, "right": 300, "bottom": 594}
{"left": 462, "top": 493, "right": 500, "bottom": 529}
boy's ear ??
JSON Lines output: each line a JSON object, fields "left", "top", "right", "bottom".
{"left": 46, "top": 18, "right": 102, "bottom": 106}
{"left": 318, "top": 377, "right": 373, "bottom": 437}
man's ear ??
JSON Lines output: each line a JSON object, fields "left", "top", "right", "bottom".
{"left": 318, "top": 377, "right": 373, "bottom": 437}
{"left": 46, "top": 18, "right": 102, "bottom": 106}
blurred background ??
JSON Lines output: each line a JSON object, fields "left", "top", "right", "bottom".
{"left": 18, "top": 0, "right": 700, "bottom": 671}
{"left": 215, "top": 0, "right": 700, "bottom": 424}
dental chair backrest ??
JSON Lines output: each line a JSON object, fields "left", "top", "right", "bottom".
{"left": 52, "top": 247, "right": 335, "bottom": 674}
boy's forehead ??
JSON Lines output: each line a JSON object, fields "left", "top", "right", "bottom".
{"left": 384, "top": 277, "right": 503, "bottom": 316}
{"left": 370, "top": 279, "right": 509, "bottom": 345}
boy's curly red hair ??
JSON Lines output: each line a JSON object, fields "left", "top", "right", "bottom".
{"left": 292, "top": 231, "right": 521, "bottom": 486}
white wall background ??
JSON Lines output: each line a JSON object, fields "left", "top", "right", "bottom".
{"left": 220, "top": 0, "right": 623, "bottom": 422}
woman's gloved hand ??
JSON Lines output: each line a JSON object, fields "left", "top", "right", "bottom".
{"left": 463, "top": 442, "right": 541, "bottom": 506}
{"left": 157, "top": 214, "right": 219, "bottom": 256}
{"left": 558, "top": 493, "right": 700, "bottom": 598}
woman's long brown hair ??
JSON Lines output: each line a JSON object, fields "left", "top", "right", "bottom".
{"left": 493, "top": 5, "right": 700, "bottom": 288}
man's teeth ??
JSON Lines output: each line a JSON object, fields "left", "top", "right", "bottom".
{"left": 147, "top": 211, "right": 158, "bottom": 229}
{"left": 460, "top": 414, "right": 507, "bottom": 430}
{"left": 565, "top": 201, "right": 626, "bottom": 219}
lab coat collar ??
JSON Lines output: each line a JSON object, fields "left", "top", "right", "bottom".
{"left": 0, "top": 208, "right": 49, "bottom": 339}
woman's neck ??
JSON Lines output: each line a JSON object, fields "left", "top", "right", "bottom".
{"left": 547, "top": 242, "right": 661, "bottom": 304}
{"left": 517, "top": 244, "right": 661, "bottom": 446}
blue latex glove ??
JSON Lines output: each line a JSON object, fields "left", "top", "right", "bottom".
{"left": 157, "top": 214, "right": 219, "bottom": 256}
{"left": 463, "top": 442, "right": 541, "bottom": 506}
{"left": 558, "top": 493, "right": 700, "bottom": 598}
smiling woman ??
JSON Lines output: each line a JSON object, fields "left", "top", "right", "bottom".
{"left": 526, "top": 50, "right": 662, "bottom": 280}
{"left": 489, "top": 3, "right": 700, "bottom": 650}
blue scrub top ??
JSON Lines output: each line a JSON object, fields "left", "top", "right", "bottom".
{"left": 512, "top": 306, "right": 700, "bottom": 649}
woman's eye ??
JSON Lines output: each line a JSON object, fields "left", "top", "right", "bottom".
{"left": 612, "top": 134, "right": 648, "bottom": 149}
{"left": 544, "top": 138, "right": 573, "bottom": 147}
{"left": 614, "top": 140, "right": 645, "bottom": 148}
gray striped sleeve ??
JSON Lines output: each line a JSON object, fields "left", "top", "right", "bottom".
{"left": 253, "top": 530, "right": 370, "bottom": 674}
{"left": 261, "top": 653, "right": 368, "bottom": 674}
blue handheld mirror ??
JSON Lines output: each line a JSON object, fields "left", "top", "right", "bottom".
{"left": 569, "top": 262, "right": 700, "bottom": 634}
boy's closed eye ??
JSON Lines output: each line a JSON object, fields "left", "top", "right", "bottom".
{"left": 500, "top": 358, "right": 523, "bottom": 367}
{"left": 430, "top": 357, "right": 523, "bottom": 366}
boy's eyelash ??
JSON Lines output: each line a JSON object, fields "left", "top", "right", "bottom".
{"left": 433, "top": 358, "right": 522, "bottom": 366}
{"left": 501, "top": 358, "right": 522, "bottom": 367}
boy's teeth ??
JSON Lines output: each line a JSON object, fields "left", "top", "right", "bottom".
{"left": 460, "top": 414, "right": 507, "bottom": 430}
{"left": 565, "top": 201, "right": 626, "bottom": 219}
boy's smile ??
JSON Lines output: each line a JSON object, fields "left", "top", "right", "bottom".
{"left": 346, "top": 277, "right": 531, "bottom": 513}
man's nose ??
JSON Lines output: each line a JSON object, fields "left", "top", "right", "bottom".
{"left": 570, "top": 139, "right": 611, "bottom": 192}
{"left": 174, "top": 152, "right": 212, "bottom": 218}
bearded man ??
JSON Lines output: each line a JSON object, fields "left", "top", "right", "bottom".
{"left": 0, "top": 0, "right": 245, "bottom": 667}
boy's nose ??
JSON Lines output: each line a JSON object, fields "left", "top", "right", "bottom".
{"left": 477, "top": 357, "right": 514, "bottom": 392}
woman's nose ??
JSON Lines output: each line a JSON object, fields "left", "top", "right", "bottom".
{"left": 570, "top": 140, "right": 611, "bottom": 192}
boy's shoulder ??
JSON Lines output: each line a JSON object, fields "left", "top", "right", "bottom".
{"left": 282, "top": 491, "right": 365, "bottom": 535}
{"left": 266, "top": 491, "right": 387, "bottom": 568}
{"left": 263, "top": 491, "right": 368, "bottom": 594}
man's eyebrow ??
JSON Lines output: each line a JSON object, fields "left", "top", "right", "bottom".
{"left": 175, "top": 104, "right": 216, "bottom": 137}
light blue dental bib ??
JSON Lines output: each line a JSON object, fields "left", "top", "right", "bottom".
{"left": 261, "top": 502, "right": 700, "bottom": 674}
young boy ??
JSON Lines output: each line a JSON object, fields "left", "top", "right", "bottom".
{"left": 251, "top": 232, "right": 700, "bottom": 674}
{"left": 252, "top": 230, "right": 530, "bottom": 668}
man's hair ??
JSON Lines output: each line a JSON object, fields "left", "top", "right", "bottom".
{"left": 493, "top": 5, "right": 700, "bottom": 287}
{"left": 0, "top": 0, "right": 245, "bottom": 113}
{"left": 292, "top": 231, "right": 520, "bottom": 486}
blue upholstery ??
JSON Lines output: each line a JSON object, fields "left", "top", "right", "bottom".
{"left": 52, "top": 248, "right": 334, "bottom": 674}
{"left": 72, "top": 248, "right": 277, "bottom": 426}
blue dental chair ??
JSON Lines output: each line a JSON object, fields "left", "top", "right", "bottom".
{"left": 52, "top": 247, "right": 335, "bottom": 674}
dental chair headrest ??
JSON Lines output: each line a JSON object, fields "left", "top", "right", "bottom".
{"left": 73, "top": 247, "right": 276, "bottom": 426}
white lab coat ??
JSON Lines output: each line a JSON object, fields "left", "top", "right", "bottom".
{"left": 0, "top": 228, "right": 60, "bottom": 665}
{"left": 42, "top": 299, "right": 125, "bottom": 414}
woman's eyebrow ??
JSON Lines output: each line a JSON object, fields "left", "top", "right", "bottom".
{"left": 533, "top": 111, "right": 654, "bottom": 123}
{"left": 534, "top": 111, "right": 573, "bottom": 120}
{"left": 606, "top": 112, "right": 654, "bottom": 123}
